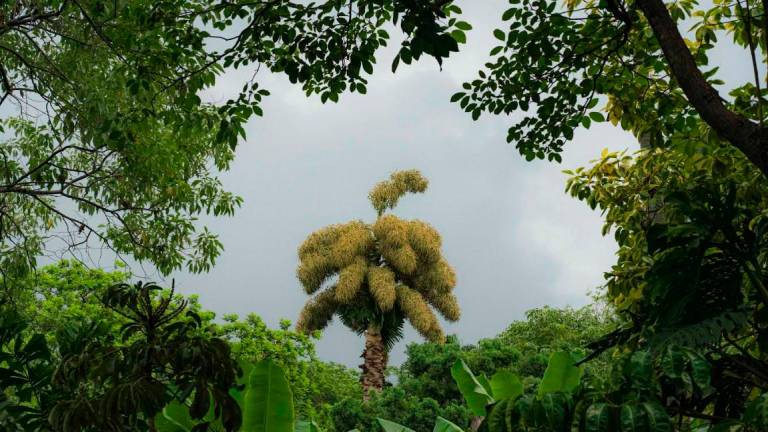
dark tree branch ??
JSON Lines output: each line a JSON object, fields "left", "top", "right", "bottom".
{"left": 605, "top": 0, "right": 632, "bottom": 25}
{"left": 637, "top": 0, "right": 768, "bottom": 177}
{"left": 0, "top": 5, "right": 65, "bottom": 36}
{"left": 0, "top": 63, "right": 11, "bottom": 92}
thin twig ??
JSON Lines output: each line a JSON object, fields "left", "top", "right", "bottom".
{"left": 737, "top": 0, "right": 764, "bottom": 125}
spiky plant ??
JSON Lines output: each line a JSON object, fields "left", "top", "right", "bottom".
{"left": 295, "top": 169, "right": 460, "bottom": 398}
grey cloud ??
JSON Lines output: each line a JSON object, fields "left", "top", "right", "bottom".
{"left": 171, "top": 39, "right": 632, "bottom": 366}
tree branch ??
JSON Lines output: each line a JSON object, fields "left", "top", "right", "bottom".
{"left": 0, "top": 5, "right": 65, "bottom": 37}
{"left": 636, "top": 0, "right": 768, "bottom": 176}
{"left": 736, "top": 0, "right": 763, "bottom": 125}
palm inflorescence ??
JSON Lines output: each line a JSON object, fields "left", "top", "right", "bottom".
{"left": 295, "top": 170, "right": 460, "bottom": 348}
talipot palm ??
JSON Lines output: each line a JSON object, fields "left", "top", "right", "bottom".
{"left": 295, "top": 170, "right": 460, "bottom": 399}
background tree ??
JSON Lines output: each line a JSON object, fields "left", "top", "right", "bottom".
{"left": 1, "top": 260, "right": 360, "bottom": 431}
{"left": 303, "top": 361, "right": 362, "bottom": 430}
{"left": 49, "top": 281, "right": 241, "bottom": 432}
{"left": 454, "top": 0, "right": 768, "bottom": 176}
{"left": 0, "top": 0, "right": 468, "bottom": 282}
{"left": 498, "top": 306, "right": 612, "bottom": 380}
{"left": 215, "top": 313, "right": 356, "bottom": 427}
{"left": 8, "top": 260, "right": 128, "bottom": 335}
{"left": 295, "top": 169, "right": 460, "bottom": 398}
{"left": 327, "top": 306, "right": 610, "bottom": 432}
{"left": 0, "top": 307, "right": 60, "bottom": 431}
{"left": 0, "top": 277, "right": 241, "bottom": 432}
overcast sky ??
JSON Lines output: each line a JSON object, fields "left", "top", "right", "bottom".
{"left": 166, "top": 0, "right": 757, "bottom": 367}
{"left": 35, "top": 1, "right": 754, "bottom": 368}
{"left": 165, "top": 1, "right": 639, "bottom": 367}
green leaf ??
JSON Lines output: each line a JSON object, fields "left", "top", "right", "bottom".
{"left": 238, "top": 360, "right": 255, "bottom": 386}
{"left": 21, "top": 334, "right": 48, "bottom": 359}
{"left": 487, "top": 399, "right": 510, "bottom": 432}
{"left": 584, "top": 403, "right": 613, "bottom": 432}
{"left": 537, "top": 351, "right": 582, "bottom": 397}
{"left": 295, "top": 420, "right": 323, "bottom": 432}
{"left": 493, "top": 29, "right": 506, "bottom": 42}
{"left": 391, "top": 55, "right": 401, "bottom": 73}
{"left": 451, "top": 92, "right": 466, "bottom": 103}
{"left": 619, "top": 404, "right": 646, "bottom": 432}
{"left": 478, "top": 374, "right": 493, "bottom": 397}
{"left": 377, "top": 418, "right": 415, "bottom": 432}
{"left": 158, "top": 401, "right": 194, "bottom": 432}
{"left": 683, "top": 351, "right": 711, "bottom": 392}
{"left": 538, "top": 393, "right": 568, "bottom": 430}
{"left": 490, "top": 371, "right": 523, "bottom": 401}
{"left": 640, "top": 403, "right": 672, "bottom": 432}
{"left": 433, "top": 417, "right": 464, "bottom": 432}
{"left": 745, "top": 393, "right": 768, "bottom": 426}
{"left": 455, "top": 21, "right": 472, "bottom": 31}
{"left": 451, "top": 359, "right": 494, "bottom": 416}
{"left": 156, "top": 417, "right": 189, "bottom": 432}
{"left": 241, "top": 360, "right": 295, "bottom": 432}
{"left": 451, "top": 30, "right": 466, "bottom": 44}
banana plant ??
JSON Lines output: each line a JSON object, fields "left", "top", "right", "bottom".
{"left": 157, "top": 359, "right": 295, "bottom": 432}
{"left": 452, "top": 351, "right": 582, "bottom": 432}
{"left": 376, "top": 416, "right": 464, "bottom": 432}
{"left": 294, "top": 420, "right": 324, "bottom": 432}
{"left": 451, "top": 351, "right": 681, "bottom": 432}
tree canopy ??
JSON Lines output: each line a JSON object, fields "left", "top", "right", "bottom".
{"left": 0, "top": 0, "right": 466, "bottom": 280}
{"left": 454, "top": 0, "right": 768, "bottom": 174}
{"left": 564, "top": 146, "right": 768, "bottom": 428}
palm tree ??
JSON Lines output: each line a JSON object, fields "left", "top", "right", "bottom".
{"left": 295, "top": 169, "right": 460, "bottom": 399}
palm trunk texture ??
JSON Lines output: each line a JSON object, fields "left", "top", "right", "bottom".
{"left": 360, "top": 327, "right": 387, "bottom": 400}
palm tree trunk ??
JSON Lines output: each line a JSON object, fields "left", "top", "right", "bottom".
{"left": 360, "top": 326, "right": 387, "bottom": 400}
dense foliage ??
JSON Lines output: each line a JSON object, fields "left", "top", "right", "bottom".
{"left": 0, "top": 263, "right": 357, "bottom": 431}
{"left": 0, "top": 0, "right": 467, "bottom": 281}
{"left": 563, "top": 146, "right": 768, "bottom": 430}
{"left": 2, "top": 260, "right": 616, "bottom": 431}
{"left": 454, "top": 0, "right": 768, "bottom": 176}
{"left": 330, "top": 306, "right": 611, "bottom": 431}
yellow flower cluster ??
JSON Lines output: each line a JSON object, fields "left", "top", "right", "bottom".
{"left": 396, "top": 285, "right": 444, "bottom": 343}
{"left": 373, "top": 215, "right": 419, "bottom": 275}
{"left": 296, "top": 170, "right": 460, "bottom": 344}
{"left": 336, "top": 257, "right": 367, "bottom": 303}
{"left": 422, "top": 284, "right": 460, "bottom": 322}
{"left": 368, "top": 266, "right": 397, "bottom": 311}
{"left": 368, "top": 169, "right": 429, "bottom": 215}
{"left": 414, "top": 258, "right": 456, "bottom": 294}
{"left": 296, "top": 221, "right": 373, "bottom": 294}
{"left": 296, "top": 286, "right": 337, "bottom": 334}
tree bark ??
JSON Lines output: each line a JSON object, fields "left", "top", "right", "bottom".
{"left": 360, "top": 326, "right": 387, "bottom": 400}
{"left": 636, "top": 0, "right": 768, "bottom": 177}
